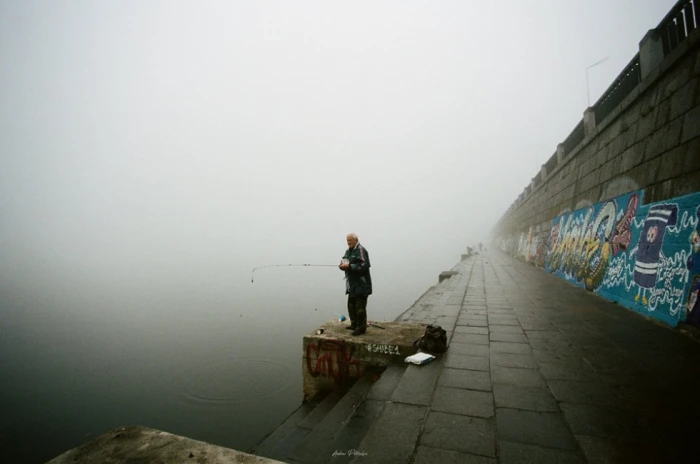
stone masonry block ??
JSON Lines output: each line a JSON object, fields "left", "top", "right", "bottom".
{"left": 670, "top": 77, "right": 697, "bottom": 122}
{"left": 683, "top": 137, "right": 700, "bottom": 172}
{"left": 655, "top": 56, "right": 694, "bottom": 105}
{"left": 672, "top": 167, "right": 700, "bottom": 198}
{"left": 635, "top": 104, "right": 658, "bottom": 143}
{"left": 598, "top": 158, "right": 619, "bottom": 184}
{"left": 645, "top": 117, "right": 683, "bottom": 161}
{"left": 681, "top": 104, "right": 700, "bottom": 144}
{"left": 646, "top": 180, "right": 675, "bottom": 204}
{"left": 654, "top": 97, "right": 672, "bottom": 130}
{"left": 618, "top": 142, "right": 646, "bottom": 173}
{"left": 656, "top": 144, "right": 687, "bottom": 182}
{"left": 593, "top": 145, "right": 609, "bottom": 169}
{"left": 607, "top": 134, "right": 627, "bottom": 162}
{"left": 628, "top": 156, "right": 661, "bottom": 189}
{"left": 622, "top": 123, "right": 640, "bottom": 151}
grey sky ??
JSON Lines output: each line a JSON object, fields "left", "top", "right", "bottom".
{"left": 1, "top": 0, "right": 678, "bottom": 317}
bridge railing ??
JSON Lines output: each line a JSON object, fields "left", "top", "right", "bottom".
{"left": 658, "top": 0, "right": 698, "bottom": 55}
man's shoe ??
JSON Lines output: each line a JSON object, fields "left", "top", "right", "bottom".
{"left": 351, "top": 327, "right": 366, "bottom": 336}
{"left": 345, "top": 325, "right": 356, "bottom": 330}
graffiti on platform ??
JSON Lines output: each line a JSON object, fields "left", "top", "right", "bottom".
{"left": 545, "top": 191, "right": 700, "bottom": 327}
{"left": 366, "top": 343, "right": 400, "bottom": 355}
{"left": 306, "top": 340, "right": 361, "bottom": 384}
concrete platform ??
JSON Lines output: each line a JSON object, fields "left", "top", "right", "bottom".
{"left": 46, "top": 426, "right": 284, "bottom": 464}
{"left": 302, "top": 320, "right": 426, "bottom": 401}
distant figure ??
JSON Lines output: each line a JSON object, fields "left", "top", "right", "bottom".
{"left": 479, "top": 242, "right": 483, "bottom": 251}
{"left": 339, "top": 233, "right": 372, "bottom": 336}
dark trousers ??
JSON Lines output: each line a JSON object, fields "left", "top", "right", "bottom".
{"left": 347, "top": 295, "right": 368, "bottom": 328}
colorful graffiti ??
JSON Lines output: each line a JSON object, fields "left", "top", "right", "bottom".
{"left": 516, "top": 225, "right": 549, "bottom": 268}
{"left": 306, "top": 340, "right": 361, "bottom": 384}
{"left": 686, "top": 208, "right": 700, "bottom": 325}
{"left": 544, "top": 191, "right": 700, "bottom": 327}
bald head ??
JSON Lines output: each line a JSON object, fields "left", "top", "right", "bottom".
{"left": 346, "top": 233, "right": 358, "bottom": 249}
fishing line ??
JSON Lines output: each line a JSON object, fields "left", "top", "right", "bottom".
{"left": 250, "top": 264, "right": 337, "bottom": 283}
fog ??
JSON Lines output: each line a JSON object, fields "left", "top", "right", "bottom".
{"left": 0, "top": 0, "right": 677, "bottom": 461}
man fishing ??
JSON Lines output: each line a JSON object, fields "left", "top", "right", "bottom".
{"left": 338, "top": 233, "right": 372, "bottom": 336}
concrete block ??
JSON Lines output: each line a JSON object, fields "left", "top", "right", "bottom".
{"left": 302, "top": 321, "right": 425, "bottom": 401}
{"left": 672, "top": 168, "right": 700, "bottom": 198}
{"left": 391, "top": 360, "right": 442, "bottom": 405}
{"left": 670, "top": 77, "right": 697, "bottom": 122}
{"left": 583, "top": 108, "right": 597, "bottom": 138}
{"left": 598, "top": 157, "right": 619, "bottom": 184}
{"left": 645, "top": 117, "right": 683, "bottom": 161}
{"left": 607, "top": 134, "right": 627, "bottom": 162}
{"left": 496, "top": 409, "right": 578, "bottom": 450}
{"left": 592, "top": 147, "right": 608, "bottom": 170}
{"left": 646, "top": 180, "right": 675, "bottom": 204}
{"left": 47, "top": 426, "right": 285, "bottom": 464}
{"left": 635, "top": 104, "right": 658, "bottom": 143}
{"left": 657, "top": 144, "right": 687, "bottom": 182}
{"left": 666, "top": 115, "right": 684, "bottom": 148}
{"left": 628, "top": 156, "right": 661, "bottom": 189}
{"left": 354, "top": 402, "right": 426, "bottom": 464}
{"left": 682, "top": 137, "right": 700, "bottom": 172}
{"left": 432, "top": 386, "right": 495, "bottom": 418}
{"left": 618, "top": 142, "right": 646, "bottom": 173}
{"left": 654, "top": 56, "right": 694, "bottom": 105}
{"left": 493, "top": 385, "right": 559, "bottom": 412}
{"left": 654, "top": 97, "right": 672, "bottom": 129}
{"left": 621, "top": 122, "right": 640, "bottom": 150}
{"left": 500, "top": 441, "right": 586, "bottom": 464}
{"left": 438, "top": 368, "right": 492, "bottom": 391}
{"left": 639, "top": 29, "right": 664, "bottom": 79}
{"left": 421, "top": 412, "right": 496, "bottom": 457}
{"left": 681, "top": 104, "right": 700, "bottom": 144}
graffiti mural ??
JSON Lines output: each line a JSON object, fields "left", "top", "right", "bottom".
{"left": 685, "top": 207, "right": 700, "bottom": 325}
{"left": 512, "top": 225, "right": 549, "bottom": 267}
{"left": 306, "top": 340, "right": 361, "bottom": 384}
{"left": 545, "top": 191, "right": 700, "bottom": 327}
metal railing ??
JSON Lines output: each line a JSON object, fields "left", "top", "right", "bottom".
{"left": 658, "top": 0, "right": 698, "bottom": 55}
{"left": 593, "top": 54, "right": 641, "bottom": 125}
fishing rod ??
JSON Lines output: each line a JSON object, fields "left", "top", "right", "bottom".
{"left": 250, "top": 264, "right": 337, "bottom": 283}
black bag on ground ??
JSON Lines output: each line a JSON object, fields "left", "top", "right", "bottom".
{"left": 413, "top": 324, "right": 447, "bottom": 353}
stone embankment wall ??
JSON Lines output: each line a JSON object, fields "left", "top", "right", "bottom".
{"left": 492, "top": 1, "right": 700, "bottom": 328}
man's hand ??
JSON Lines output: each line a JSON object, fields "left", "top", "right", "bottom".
{"left": 339, "top": 262, "right": 350, "bottom": 270}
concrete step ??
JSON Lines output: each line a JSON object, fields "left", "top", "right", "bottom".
{"left": 324, "top": 363, "right": 408, "bottom": 463}
{"left": 323, "top": 399, "right": 386, "bottom": 464}
{"left": 350, "top": 402, "right": 427, "bottom": 464}
{"left": 289, "top": 374, "right": 377, "bottom": 464}
{"left": 264, "top": 390, "right": 344, "bottom": 462}
{"left": 366, "top": 363, "right": 406, "bottom": 401}
{"left": 250, "top": 393, "right": 326, "bottom": 458}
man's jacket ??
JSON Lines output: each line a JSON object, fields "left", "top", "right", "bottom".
{"left": 343, "top": 243, "right": 372, "bottom": 296}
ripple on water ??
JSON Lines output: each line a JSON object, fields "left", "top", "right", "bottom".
{"left": 170, "top": 356, "right": 293, "bottom": 405}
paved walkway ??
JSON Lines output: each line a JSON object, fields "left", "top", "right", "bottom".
{"left": 393, "top": 250, "right": 700, "bottom": 463}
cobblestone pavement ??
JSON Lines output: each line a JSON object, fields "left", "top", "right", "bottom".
{"left": 395, "top": 251, "right": 700, "bottom": 464}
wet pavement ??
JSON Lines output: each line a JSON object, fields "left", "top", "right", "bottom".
{"left": 392, "top": 250, "right": 700, "bottom": 464}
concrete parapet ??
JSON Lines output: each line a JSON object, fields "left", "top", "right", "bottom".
{"left": 302, "top": 320, "right": 425, "bottom": 402}
{"left": 640, "top": 29, "right": 664, "bottom": 80}
{"left": 583, "top": 107, "right": 597, "bottom": 138}
{"left": 47, "top": 426, "right": 283, "bottom": 464}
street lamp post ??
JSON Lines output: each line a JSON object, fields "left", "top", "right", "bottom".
{"left": 586, "top": 56, "right": 609, "bottom": 107}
